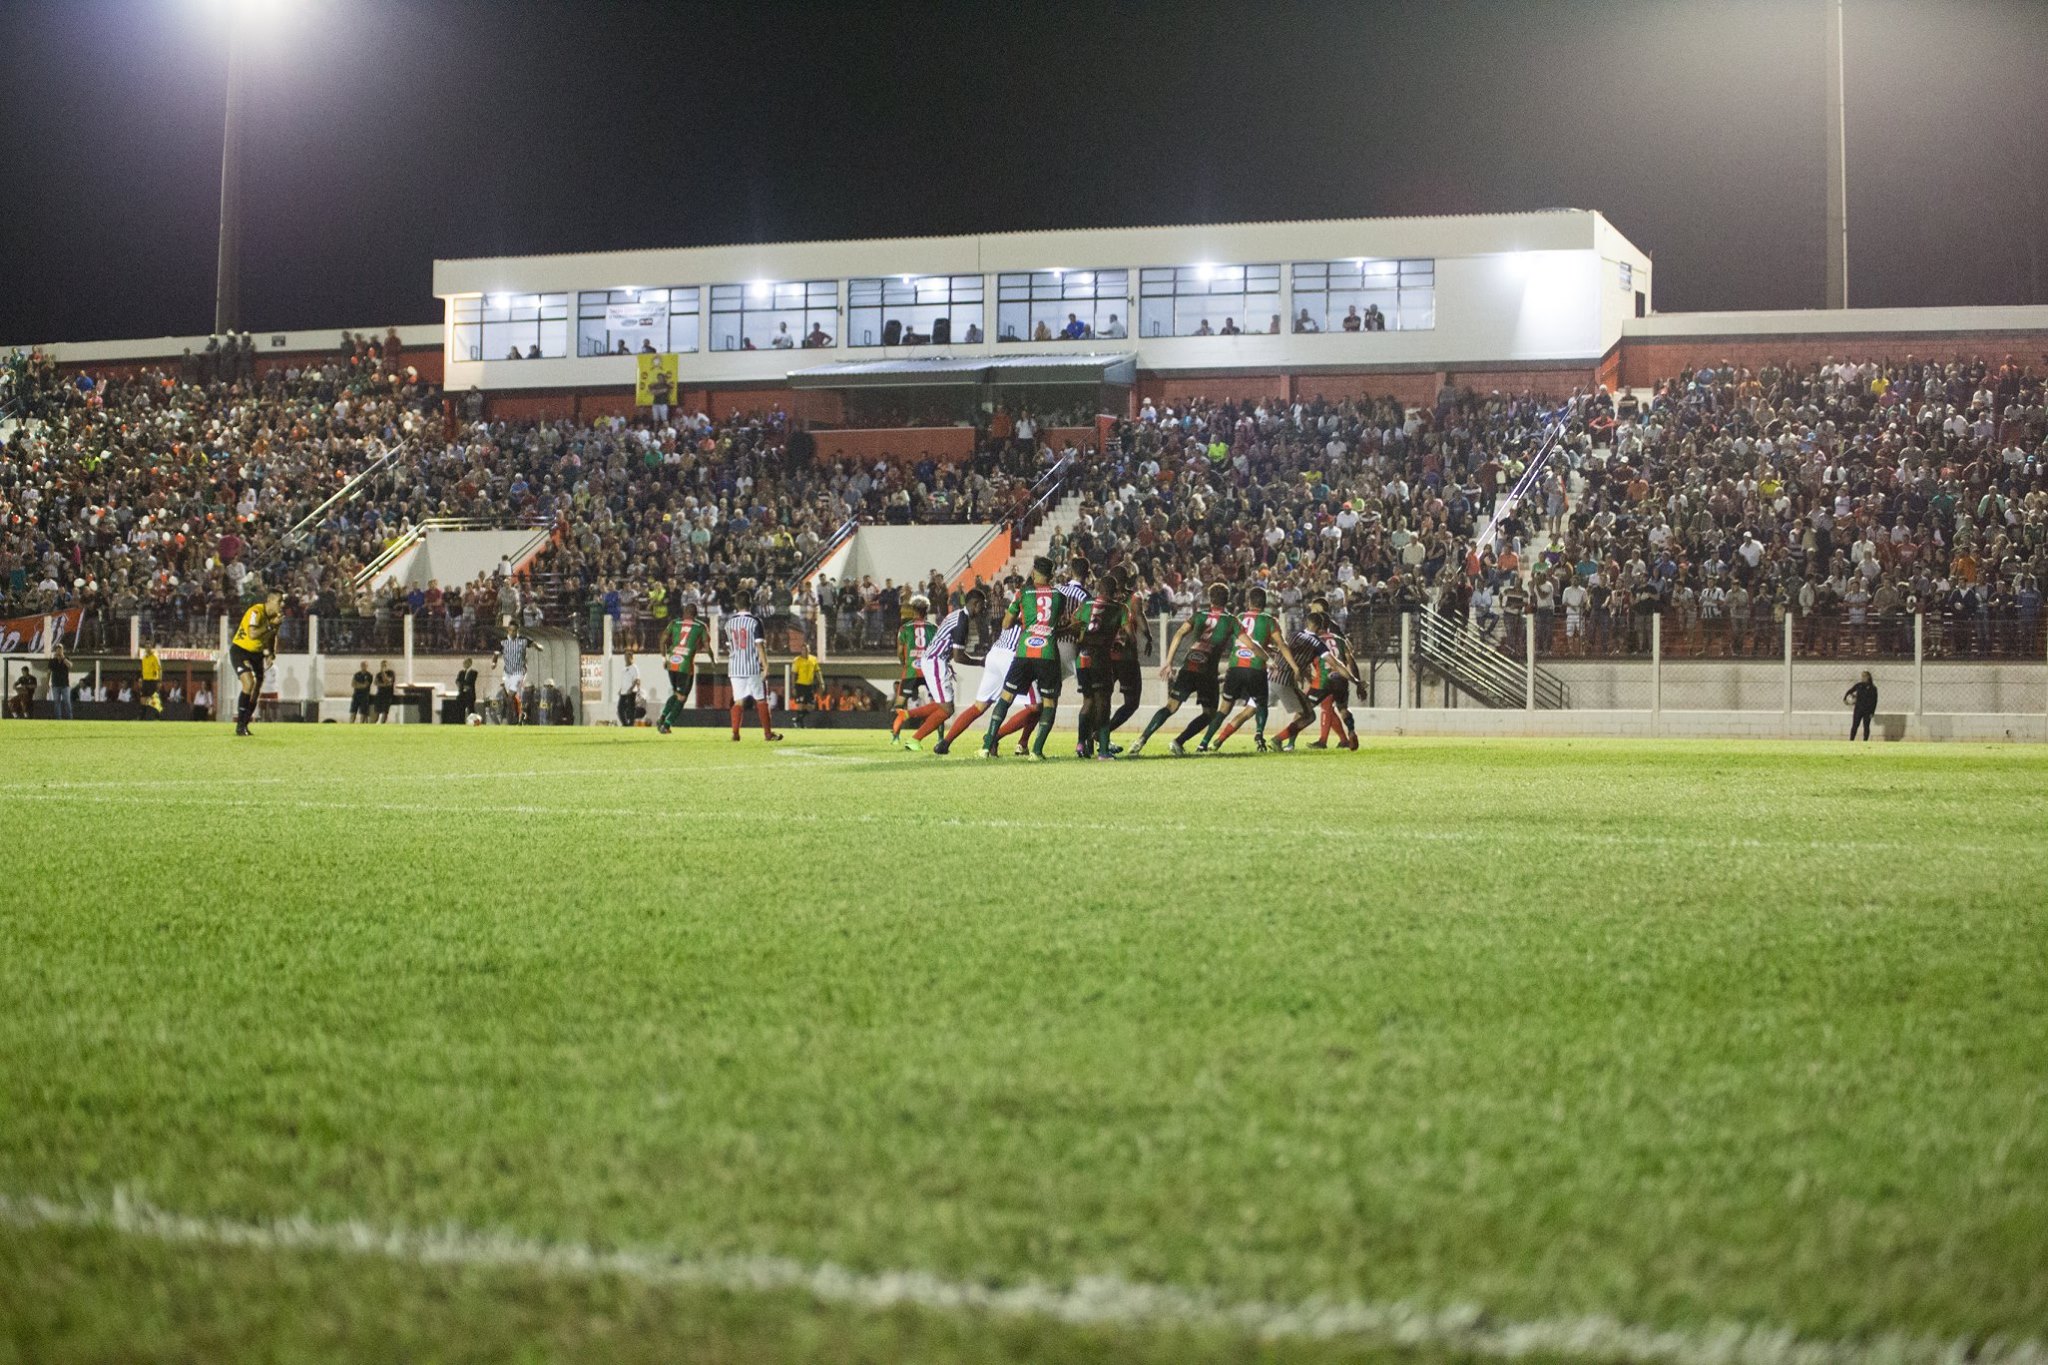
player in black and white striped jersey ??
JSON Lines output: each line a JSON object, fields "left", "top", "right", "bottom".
{"left": 723, "top": 581, "right": 783, "bottom": 742}
{"left": 898, "top": 586, "right": 986, "bottom": 752}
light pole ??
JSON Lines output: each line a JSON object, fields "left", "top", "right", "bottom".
{"left": 1823, "top": 0, "right": 1849, "bottom": 309}
{"left": 213, "top": 12, "right": 246, "bottom": 335}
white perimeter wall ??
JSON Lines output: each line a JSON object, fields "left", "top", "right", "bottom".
{"left": 838, "top": 525, "right": 991, "bottom": 589}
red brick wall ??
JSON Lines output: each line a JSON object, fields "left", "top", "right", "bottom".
{"left": 1618, "top": 331, "right": 2048, "bottom": 388}
{"left": 1135, "top": 373, "right": 1290, "bottom": 407}
{"left": 1287, "top": 372, "right": 1444, "bottom": 406}
{"left": 1443, "top": 366, "right": 1598, "bottom": 396}
{"left": 814, "top": 426, "right": 976, "bottom": 463}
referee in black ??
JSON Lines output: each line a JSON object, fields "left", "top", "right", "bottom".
{"left": 1844, "top": 670, "right": 1878, "bottom": 741}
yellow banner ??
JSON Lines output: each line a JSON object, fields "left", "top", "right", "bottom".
{"left": 636, "top": 353, "right": 681, "bottom": 406}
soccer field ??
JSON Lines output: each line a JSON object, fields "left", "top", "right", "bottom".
{"left": 1, "top": 723, "right": 2044, "bottom": 1364}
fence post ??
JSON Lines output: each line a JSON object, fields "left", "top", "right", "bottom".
{"left": 218, "top": 615, "right": 232, "bottom": 723}
{"left": 1782, "top": 612, "right": 1794, "bottom": 732}
{"left": 602, "top": 613, "right": 616, "bottom": 721}
{"left": 1399, "top": 613, "right": 1412, "bottom": 713}
{"left": 1651, "top": 612, "right": 1662, "bottom": 730}
{"left": 1913, "top": 612, "right": 1925, "bottom": 719}
{"left": 403, "top": 613, "right": 415, "bottom": 687}
{"left": 1524, "top": 612, "right": 1536, "bottom": 711}
{"left": 308, "top": 614, "right": 321, "bottom": 723}
{"left": 129, "top": 615, "right": 140, "bottom": 657}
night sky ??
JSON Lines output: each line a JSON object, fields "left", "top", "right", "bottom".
{"left": 3, "top": 0, "right": 2044, "bottom": 345}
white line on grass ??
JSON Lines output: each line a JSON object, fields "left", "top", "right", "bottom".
{"left": 3, "top": 788, "right": 2011, "bottom": 858}
{"left": 1, "top": 1189, "right": 2038, "bottom": 1365}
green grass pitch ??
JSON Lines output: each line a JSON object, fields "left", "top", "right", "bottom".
{"left": 1, "top": 722, "right": 2044, "bottom": 1364}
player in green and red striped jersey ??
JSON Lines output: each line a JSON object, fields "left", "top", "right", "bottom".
{"left": 1209, "top": 584, "right": 1299, "bottom": 752}
{"left": 655, "top": 603, "right": 709, "bottom": 734}
{"left": 980, "top": 556, "right": 1068, "bottom": 760}
{"left": 1070, "top": 569, "right": 1129, "bottom": 759}
{"left": 891, "top": 596, "right": 938, "bottom": 744}
{"left": 1128, "top": 582, "right": 1267, "bottom": 757}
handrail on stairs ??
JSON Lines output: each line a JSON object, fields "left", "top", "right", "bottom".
{"left": 1478, "top": 395, "right": 1581, "bottom": 555}
{"left": 944, "top": 452, "right": 1076, "bottom": 586}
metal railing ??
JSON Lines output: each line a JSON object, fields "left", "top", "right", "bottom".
{"left": 1414, "top": 607, "right": 1569, "bottom": 709}
{"left": 1478, "top": 396, "right": 1580, "bottom": 554}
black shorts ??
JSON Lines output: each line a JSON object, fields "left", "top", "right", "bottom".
{"left": 667, "top": 668, "right": 694, "bottom": 696}
{"left": 1113, "top": 653, "right": 1143, "bottom": 690}
{"left": 229, "top": 644, "right": 265, "bottom": 682}
{"left": 1168, "top": 666, "right": 1220, "bottom": 711}
{"left": 1075, "top": 664, "right": 1111, "bottom": 694}
{"left": 1002, "top": 651, "right": 1063, "bottom": 698}
{"left": 350, "top": 692, "right": 372, "bottom": 716}
{"left": 899, "top": 674, "right": 925, "bottom": 701}
{"left": 793, "top": 682, "right": 817, "bottom": 705}
{"left": 1222, "top": 666, "right": 1265, "bottom": 704}
{"left": 375, "top": 691, "right": 395, "bottom": 714}
{"left": 138, "top": 680, "right": 158, "bottom": 699}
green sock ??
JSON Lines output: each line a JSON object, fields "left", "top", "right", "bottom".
{"left": 1031, "top": 712, "right": 1055, "bottom": 757}
{"left": 1253, "top": 698, "right": 1268, "bottom": 738}
{"left": 1202, "top": 712, "right": 1227, "bottom": 747}
{"left": 1138, "top": 707, "right": 1171, "bottom": 743}
{"left": 1099, "top": 722, "right": 1115, "bottom": 753}
{"left": 983, "top": 698, "right": 1012, "bottom": 749}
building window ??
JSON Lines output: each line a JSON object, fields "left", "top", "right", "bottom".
{"left": 994, "top": 269, "right": 1130, "bottom": 343}
{"left": 708, "top": 280, "right": 838, "bottom": 352}
{"left": 577, "top": 288, "right": 700, "bottom": 356}
{"left": 1618, "top": 260, "right": 1633, "bottom": 291}
{"left": 1289, "top": 259, "right": 1434, "bottom": 333}
{"left": 452, "top": 292, "right": 570, "bottom": 361}
{"left": 847, "top": 274, "right": 984, "bottom": 347}
{"left": 1137, "top": 264, "right": 1282, "bottom": 338}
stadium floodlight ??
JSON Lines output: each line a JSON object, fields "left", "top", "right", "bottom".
{"left": 750, "top": 280, "right": 772, "bottom": 300}
{"left": 1193, "top": 262, "right": 1215, "bottom": 281}
{"left": 209, "top": 0, "right": 306, "bottom": 334}
{"left": 488, "top": 294, "right": 511, "bottom": 310}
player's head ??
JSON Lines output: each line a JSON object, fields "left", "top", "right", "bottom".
{"left": 1067, "top": 554, "right": 1089, "bottom": 585}
{"left": 1307, "top": 609, "right": 1331, "bottom": 631}
{"left": 1031, "top": 555, "right": 1055, "bottom": 585}
{"left": 1308, "top": 595, "right": 1329, "bottom": 614}
{"left": 966, "top": 585, "right": 987, "bottom": 609}
{"left": 264, "top": 590, "right": 282, "bottom": 611}
{"left": 1245, "top": 585, "right": 1267, "bottom": 610}
{"left": 909, "top": 594, "right": 929, "bottom": 617}
{"left": 1208, "top": 582, "right": 1230, "bottom": 607}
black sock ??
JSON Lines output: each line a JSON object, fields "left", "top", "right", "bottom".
{"left": 1177, "top": 711, "right": 1211, "bottom": 747}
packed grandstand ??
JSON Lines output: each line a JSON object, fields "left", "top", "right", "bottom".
{"left": 5, "top": 334, "right": 2045, "bottom": 683}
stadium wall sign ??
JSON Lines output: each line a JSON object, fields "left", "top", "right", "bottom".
{"left": 0, "top": 608, "right": 84, "bottom": 654}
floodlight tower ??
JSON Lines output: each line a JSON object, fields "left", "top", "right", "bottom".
{"left": 213, "top": 5, "right": 249, "bottom": 334}
{"left": 1823, "top": 0, "right": 1849, "bottom": 309}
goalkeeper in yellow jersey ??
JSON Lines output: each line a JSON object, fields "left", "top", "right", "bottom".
{"left": 230, "top": 591, "right": 283, "bottom": 736}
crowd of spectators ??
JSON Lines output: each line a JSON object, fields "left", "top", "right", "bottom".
{"left": 7, "top": 333, "right": 2046, "bottom": 678}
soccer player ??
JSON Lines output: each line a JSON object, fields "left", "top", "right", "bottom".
{"left": 1210, "top": 585, "right": 1298, "bottom": 752}
{"left": 1070, "top": 569, "right": 1128, "bottom": 759}
{"left": 1102, "top": 570, "right": 1150, "bottom": 751}
{"left": 936, "top": 579, "right": 1028, "bottom": 755}
{"left": 229, "top": 590, "right": 282, "bottom": 736}
{"left": 723, "top": 586, "right": 783, "bottom": 741}
{"left": 1305, "top": 596, "right": 1361, "bottom": 750}
{"left": 890, "top": 596, "right": 938, "bottom": 745}
{"left": 1274, "top": 609, "right": 1359, "bottom": 750}
{"left": 138, "top": 646, "right": 163, "bottom": 718}
{"left": 656, "top": 604, "right": 708, "bottom": 735}
{"left": 500, "top": 630, "right": 532, "bottom": 725}
{"left": 990, "top": 555, "right": 1091, "bottom": 755}
{"left": 901, "top": 585, "right": 983, "bottom": 752}
{"left": 979, "top": 556, "right": 1067, "bottom": 760}
{"left": 1128, "top": 582, "right": 1262, "bottom": 757}
{"left": 790, "top": 643, "right": 821, "bottom": 726}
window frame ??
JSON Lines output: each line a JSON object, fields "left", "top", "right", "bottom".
{"left": 846, "top": 273, "right": 986, "bottom": 348}
{"left": 707, "top": 280, "right": 839, "bottom": 352}
{"left": 452, "top": 292, "right": 570, "bottom": 361}
{"left": 1288, "top": 258, "right": 1435, "bottom": 333}
{"left": 575, "top": 287, "right": 702, "bottom": 357}
{"left": 1136, "top": 264, "right": 1282, "bottom": 338}
{"left": 993, "top": 268, "right": 1131, "bottom": 343}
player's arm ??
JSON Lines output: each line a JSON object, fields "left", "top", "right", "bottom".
{"left": 1158, "top": 620, "right": 1192, "bottom": 680}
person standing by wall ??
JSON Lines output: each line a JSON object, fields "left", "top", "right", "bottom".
{"left": 138, "top": 646, "right": 163, "bottom": 718}
{"left": 47, "top": 646, "right": 72, "bottom": 720}
{"left": 616, "top": 652, "right": 643, "bottom": 727}
{"left": 374, "top": 660, "right": 397, "bottom": 724}
{"left": 349, "top": 661, "right": 374, "bottom": 723}
{"left": 455, "top": 658, "right": 479, "bottom": 721}
{"left": 1844, "top": 670, "right": 1878, "bottom": 742}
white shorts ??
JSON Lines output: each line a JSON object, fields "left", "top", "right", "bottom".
{"left": 919, "top": 656, "right": 956, "bottom": 707}
{"left": 503, "top": 672, "right": 526, "bottom": 694}
{"left": 974, "top": 645, "right": 1015, "bottom": 704}
{"left": 1057, "top": 637, "right": 1077, "bottom": 679}
{"left": 730, "top": 673, "right": 765, "bottom": 704}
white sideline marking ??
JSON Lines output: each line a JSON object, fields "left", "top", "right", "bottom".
{"left": 1, "top": 1190, "right": 2038, "bottom": 1365}
{"left": 2, "top": 788, "right": 2012, "bottom": 858}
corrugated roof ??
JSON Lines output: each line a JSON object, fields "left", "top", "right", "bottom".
{"left": 787, "top": 353, "right": 1138, "bottom": 389}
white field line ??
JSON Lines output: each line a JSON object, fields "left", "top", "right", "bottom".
{"left": 0, "top": 787, "right": 2011, "bottom": 858}
{"left": 1, "top": 1189, "right": 2039, "bottom": 1365}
